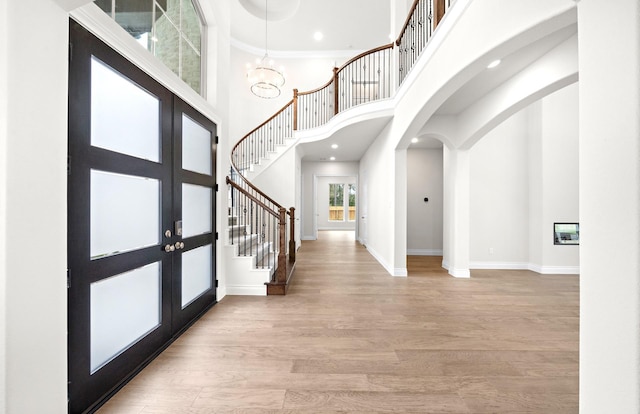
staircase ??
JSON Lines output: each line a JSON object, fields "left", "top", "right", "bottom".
{"left": 223, "top": 212, "right": 276, "bottom": 295}
{"left": 224, "top": 0, "right": 455, "bottom": 295}
{"left": 225, "top": 129, "right": 297, "bottom": 295}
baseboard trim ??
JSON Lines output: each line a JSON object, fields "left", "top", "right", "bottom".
{"left": 365, "top": 244, "right": 397, "bottom": 277}
{"left": 470, "top": 262, "right": 529, "bottom": 270}
{"left": 528, "top": 264, "right": 580, "bottom": 275}
{"left": 449, "top": 267, "right": 470, "bottom": 278}
{"left": 470, "top": 262, "right": 579, "bottom": 275}
{"left": 216, "top": 286, "right": 227, "bottom": 300}
{"left": 301, "top": 235, "right": 316, "bottom": 241}
{"left": 225, "top": 285, "right": 267, "bottom": 296}
{"left": 407, "top": 249, "right": 443, "bottom": 256}
{"left": 441, "top": 260, "right": 469, "bottom": 278}
{"left": 394, "top": 268, "right": 408, "bottom": 277}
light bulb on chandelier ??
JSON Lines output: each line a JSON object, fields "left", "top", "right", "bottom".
{"left": 246, "top": 0, "right": 285, "bottom": 99}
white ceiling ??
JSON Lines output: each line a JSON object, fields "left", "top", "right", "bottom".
{"left": 298, "top": 117, "right": 392, "bottom": 162}
{"left": 229, "top": 0, "right": 392, "bottom": 54}
{"left": 435, "top": 24, "right": 578, "bottom": 115}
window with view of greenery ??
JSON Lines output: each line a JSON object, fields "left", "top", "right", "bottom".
{"left": 348, "top": 184, "right": 356, "bottom": 221}
{"left": 329, "top": 184, "right": 344, "bottom": 221}
{"left": 95, "top": 0, "right": 203, "bottom": 94}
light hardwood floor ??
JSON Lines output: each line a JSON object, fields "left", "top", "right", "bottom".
{"left": 98, "top": 230, "right": 579, "bottom": 413}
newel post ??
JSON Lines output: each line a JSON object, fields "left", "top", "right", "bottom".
{"left": 277, "top": 207, "right": 287, "bottom": 284}
{"left": 333, "top": 67, "right": 339, "bottom": 115}
{"left": 434, "top": 0, "right": 446, "bottom": 28}
{"left": 288, "top": 207, "right": 296, "bottom": 263}
{"left": 293, "top": 88, "right": 298, "bottom": 131}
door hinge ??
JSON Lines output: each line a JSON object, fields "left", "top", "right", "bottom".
{"left": 215, "top": 136, "right": 219, "bottom": 144}
{"left": 67, "top": 155, "right": 71, "bottom": 176}
{"left": 215, "top": 184, "right": 219, "bottom": 192}
{"left": 215, "top": 232, "right": 219, "bottom": 240}
{"left": 215, "top": 279, "right": 219, "bottom": 288}
{"left": 67, "top": 269, "right": 70, "bottom": 289}
{"left": 68, "top": 42, "right": 73, "bottom": 63}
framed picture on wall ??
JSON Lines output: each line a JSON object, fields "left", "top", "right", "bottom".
{"left": 554, "top": 222, "right": 579, "bottom": 245}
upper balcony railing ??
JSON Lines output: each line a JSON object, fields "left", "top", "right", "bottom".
{"left": 295, "top": 44, "right": 394, "bottom": 131}
{"left": 397, "top": 0, "right": 454, "bottom": 85}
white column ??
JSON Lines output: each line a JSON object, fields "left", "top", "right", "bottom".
{"left": 0, "top": 0, "right": 8, "bottom": 410}
{"left": 443, "top": 147, "right": 470, "bottom": 278}
{"left": 394, "top": 149, "right": 408, "bottom": 276}
{"left": 5, "top": 1, "right": 68, "bottom": 413}
{"left": 578, "top": 0, "right": 640, "bottom": 412}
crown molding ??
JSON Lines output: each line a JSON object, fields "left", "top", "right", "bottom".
{"left": 230, "top": 37, "right": 365, "bottom": 60}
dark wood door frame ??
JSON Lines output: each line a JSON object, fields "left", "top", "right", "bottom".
{"left": 68, "top": 19, "right": 217, "bottom": 414}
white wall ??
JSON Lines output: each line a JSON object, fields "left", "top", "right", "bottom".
{"left": 0, "top": 0, "right": 8, "bottom": 408}
{"left": 406, "top": 148, "right": 444, "bottom": 255}
{"left": 359, "top": 122, "right": 403, "bottom": 275}
{"left": 578, "top": 0, "right": 640, "bottom": 411}
{"left": 469, "top": 109, "right": 530, "bottom": 266}
{"left": 528, "top": 100, "right": 543, "bottom": 270}
{"left": 468, "top": 83, "right": 579, "bottom": 272}
{"left": 536, "top": 83, "right": 579, "bottom": 272}
{"left": 4, "top": 1, "right": 69, "bottom": 412}
{"left": 251, "top": 146, "right": 298, "bottom": 210}
{"left": 200, "top": 0, "right": 233, "bottom": 298}
{"left": 301, "top": 161, "right": 359, "bottom": 239}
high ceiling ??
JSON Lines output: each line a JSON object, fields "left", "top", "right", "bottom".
{"left": 227, "top": 1, "right": 578, "bottom": 162}
{"left": 229, "top": 0, "right": 393, "bottom": 54}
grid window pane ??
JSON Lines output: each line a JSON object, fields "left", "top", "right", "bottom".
{"left": 329, "top": 184, "right": 344, "bottom": 221}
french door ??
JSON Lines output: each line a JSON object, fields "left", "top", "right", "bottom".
{"left": 68, "top": 20, "right": 216, "bottom": 413}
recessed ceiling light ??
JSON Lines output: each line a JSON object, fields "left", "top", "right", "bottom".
{"left": 330, "top": 156, "right": 336, "bottom": 161}
{"left": 314, "top": 31, "right": 323, "bottom": 41}
{"left": 331, "top": 144, "right": 338, "bottom": 149}
{"left": 487, "top": 59, "right": 501, "bottom": 69}
{"left": 411, "top": 138, "right": 419, "bottom": 144}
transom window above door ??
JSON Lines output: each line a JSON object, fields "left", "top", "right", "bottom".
{"left": 95, "top": 0, "right": 204, "bottom": 94}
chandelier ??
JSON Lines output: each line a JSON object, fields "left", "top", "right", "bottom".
{"left": 246, "top": 0, "right": 285, "bottom": 98}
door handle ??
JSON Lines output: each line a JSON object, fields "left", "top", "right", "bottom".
{"left": 164, "top": 244, "right": 175, "bottom": 252}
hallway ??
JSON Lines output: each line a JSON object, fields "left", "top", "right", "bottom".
{"left": 98, "top": 230, "right": 578, "bottom": 413}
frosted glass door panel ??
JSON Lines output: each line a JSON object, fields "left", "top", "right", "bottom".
{"left": 91, "top": 170, "right": 160, "bottom": 259}
{"left": 90, "top": 262, "right": 161, "bottom": 373}
{"left": 182, "top": 184, "right": 211, "bottom": 238}
{"left": 181, "top": 244, "right": 212, "bottom": 308}
{"left": 182, "top": 114, "right": 211, "bottom": 175}
{"left": 91, "top": 56, "right": 160, "bottom": 162}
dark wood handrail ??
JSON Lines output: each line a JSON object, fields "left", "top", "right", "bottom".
{"left": 296, "top": 43, "right": 394, "bottom": 98}
{"left": 297, "top": 77, "right": 335, "bottom": 96}
{"left": 226, "top": 176, "right": 279, "bottom": 218}
{"left": 337, "top": 43, "right": 394, "bottom": 73}
{"left": 231, "top": 99, "right": 294, "bottom": 155}
{"left": 229, "top": 166, "right": 285, "bottom": 211}
{"left": 230, "top": 97, "right": 293, "bottom": 212}
{"left": 293, "top": 89, "right": 299, "bottom": 131}
{"left": 396, "top": 0, "right": 422, "bottom": 46}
